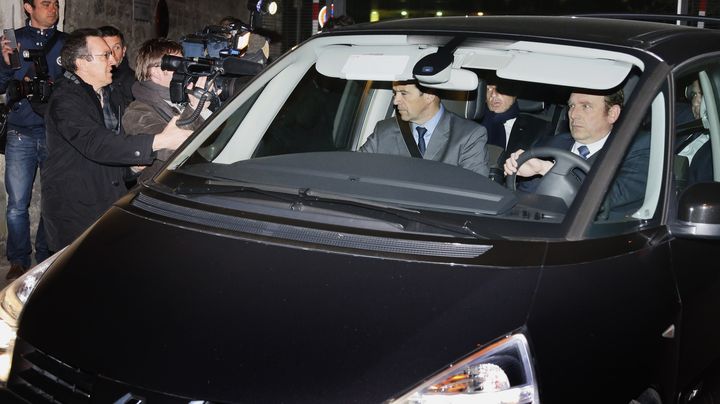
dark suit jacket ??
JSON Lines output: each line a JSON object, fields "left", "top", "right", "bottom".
{"left": 498, "top": 114, "right": 552, "bottom": 167}
{"left": 688, "top": 139, "right": 714, "bottom": 184}
{"left": 518, "top": 132, "right": 650, "bottom": 220}
{"left": 112, "top": 58, "right": 136, "bottom": 106}
{"left": 360, "top": 109, "right": 490, "bottom": 176}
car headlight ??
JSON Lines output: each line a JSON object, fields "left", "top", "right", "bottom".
{"left": 0, "top": 247, "right": 66, "bottom": 383}
{"left": 389, "top": 333, "right": 539, "bottom": 404}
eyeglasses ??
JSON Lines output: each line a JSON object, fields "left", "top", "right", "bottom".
{"left": 81, "top": 51, "right": 113, "bottom": 62}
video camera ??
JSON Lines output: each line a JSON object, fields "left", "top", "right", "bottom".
{"left": 162, "top": 0, "right": 277, "bottom": 114}
{"left": 5, "top": 49, "right": 54, "bottom": 106}
{"left": 161, "top": 54, "right": 263, "bottom": 107}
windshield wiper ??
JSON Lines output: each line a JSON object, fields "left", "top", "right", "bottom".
{"left": 304, "top": 189, "right": 495, "bottom": 239}
{"left": 174, "top": 180, "right": 296, "bottom": 197}
{"left": 173, "top": 180, "right": 494, "bottom": 240}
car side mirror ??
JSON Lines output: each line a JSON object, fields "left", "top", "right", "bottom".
{"left": 671, "top": 182, "right": 720, "bottom": 239}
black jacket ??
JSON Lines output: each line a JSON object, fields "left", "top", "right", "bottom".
{"left": 519, "top": 132, "right": 651, "bottom": 220}
{"left": 500, "top": 114, "right": 553, "bottom": 165}
{"left": 41, "top": 72, "right": 156, "bottom": 251}
{"left": 109, "top": 58, "right": 136, "bottom": 112}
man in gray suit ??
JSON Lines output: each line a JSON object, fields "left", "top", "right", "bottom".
{"left": 359, "top": 81, "right": 489, "bottom": 176}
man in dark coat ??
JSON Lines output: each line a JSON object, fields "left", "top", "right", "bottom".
{"left": 41, "top": 28, "right": 192, "bottom": 252}
{"left": 481, "top": 78, "right": 552, "bottom": 183}
{"left": 99, "top": 25, "right": 135, "bottom": 110}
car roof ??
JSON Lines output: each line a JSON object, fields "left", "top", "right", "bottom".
{"left": 327, "top": 15, "right": 720, "bottom": 66}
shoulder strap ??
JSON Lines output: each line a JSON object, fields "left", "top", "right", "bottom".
{"left": 38, "top": 30, "right": 63, "bottom": 78}
{"left": 44, "top": 29, "right": 61, "bottom": 52}
{"left": 396, "top": 113, "right": 422, "bottom": 158}
{"left": 151, "top": 104, "right": 173, "bottom": 123}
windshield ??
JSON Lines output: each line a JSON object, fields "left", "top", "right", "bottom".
{"left": 158, "top": 33, "right": 655, "bottom": 240}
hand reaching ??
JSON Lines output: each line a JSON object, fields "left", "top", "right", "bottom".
{"left": 152, "top": 116, "right": 193, "bottom": 152}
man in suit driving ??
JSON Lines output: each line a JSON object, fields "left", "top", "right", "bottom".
{"left": 503, "top": 88, "right": 650, "bottom": 220}
{"left": 359, "top": 80, "right": 489, "bottom": 176}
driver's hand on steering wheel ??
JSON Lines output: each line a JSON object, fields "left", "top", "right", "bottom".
{"left": 503, "top": 149, "right": 554, "bottom": 177}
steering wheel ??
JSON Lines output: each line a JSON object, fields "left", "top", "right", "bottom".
{"left": 506, "top": 147, "right": 592, "bottom": 208}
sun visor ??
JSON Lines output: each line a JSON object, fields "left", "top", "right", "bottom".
{"left": 316, "top": 45, "right": 437, "bottom": 81}
{"left": 497, "top": 53, "right": 633, "bottom": 89}
{"left": 459, "top": 41, "right": 642, "bottom": 90}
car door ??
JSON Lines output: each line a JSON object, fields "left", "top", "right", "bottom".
{"left": 528, "top": 85, "right": 681, "bottom": 403}
{"left": 668, "top": 62, "right": 720, "bottom": 401}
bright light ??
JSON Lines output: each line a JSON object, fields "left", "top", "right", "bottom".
{"left": 0, "top": 318, "right": 14, "bottom": 382}
{"left": 0, "top": 248, "right": 66, "bottom": 383}
{"left": 436, "top": 11, "right": 443, "bottom": 17}
{"left": 370, "top": 10, "right": 379, "bottom": 22}
{"left": 318, "top": 5, "right": 328, "bottom": 27}
{"left": 389, "top": 334, "right": 538, "bottom": 404}
{"left": 0, "top": 353, "right": 10, "bottom": 383}
{"left": 266, "top": 1, "right": 277, "bottom": 15}
{"left": 401, "top": 10, "right": 408, "bottom": 17}
{"left": 477, "top": 11, "right": 484, "bottom": 16}
{"left": 249, "top": 0, "right": 277, "bottom": 15}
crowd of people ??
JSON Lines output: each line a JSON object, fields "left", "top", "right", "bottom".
{"left": 0, "top": 0, "right": 234, "bottom": 279}
{"left": 0, "top": 0, "right": 349, "bottom": 280}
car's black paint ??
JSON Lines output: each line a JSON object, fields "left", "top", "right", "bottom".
{"left": 7, "top": 14, "right": 720, "bottom": 404}
{"left": 19, "top": 205, "right": 540, "bottom": 402}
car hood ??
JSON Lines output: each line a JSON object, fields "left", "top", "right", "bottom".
{"left": 18, "top": 202, "right": 541, "bottom": 403}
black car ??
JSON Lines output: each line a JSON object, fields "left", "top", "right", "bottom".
{"left": 2, "top": 14, "right": 720, "bottom": 404}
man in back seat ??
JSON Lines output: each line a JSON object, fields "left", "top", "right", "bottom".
{"left": 359, "top": 80, "right": 489, "bottom": 176}
{"left": 481, "top": 76, "right": 552, "bottom": 183}
{"left": 677, "top": 79, "right": 714, "bottom": 184}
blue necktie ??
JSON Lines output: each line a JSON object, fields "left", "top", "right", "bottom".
{"left": 416, "top": 126, "right": 427, "bottom": 156}
{"left": 578, "top": 145, "right": 590, "bottom": 159}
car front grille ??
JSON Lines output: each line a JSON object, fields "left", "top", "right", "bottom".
{"left": 7, "top": 339, "right": 94, "bottom": 403}
{"left": 7, "top": 339, "right": 216, "bottom": 403}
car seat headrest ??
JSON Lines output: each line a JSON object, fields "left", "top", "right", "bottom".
{"left": 439, "top": 78, "right": 486, "bottom": 121}
{"left": 517, "top": 99, "right": 544, "bottom": 113}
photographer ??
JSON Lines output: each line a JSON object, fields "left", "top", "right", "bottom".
{"left": 122, "top": 38, "right": 211, "bottom": 181}
{"left": 0, "top": 0, "right": 66, "bottom": 280}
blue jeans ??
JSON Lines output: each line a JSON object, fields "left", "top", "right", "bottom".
{"left": 5, "top": 126, "right": 49, "bottom": 268}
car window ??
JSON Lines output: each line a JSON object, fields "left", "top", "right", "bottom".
{"left": 585, "top": 91, "right": 660, "bottom": 239}
{"left": 164, "top": 34, "right": 661, "bottom": 241}
{"left": 673, "top": 64, "right": 720, "bottom": 191}
{"left": 187, "top": 85, "right": 264, "bottom": 163}
{"left": 254, "top": 67, "right": 366, "bottom": 157}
